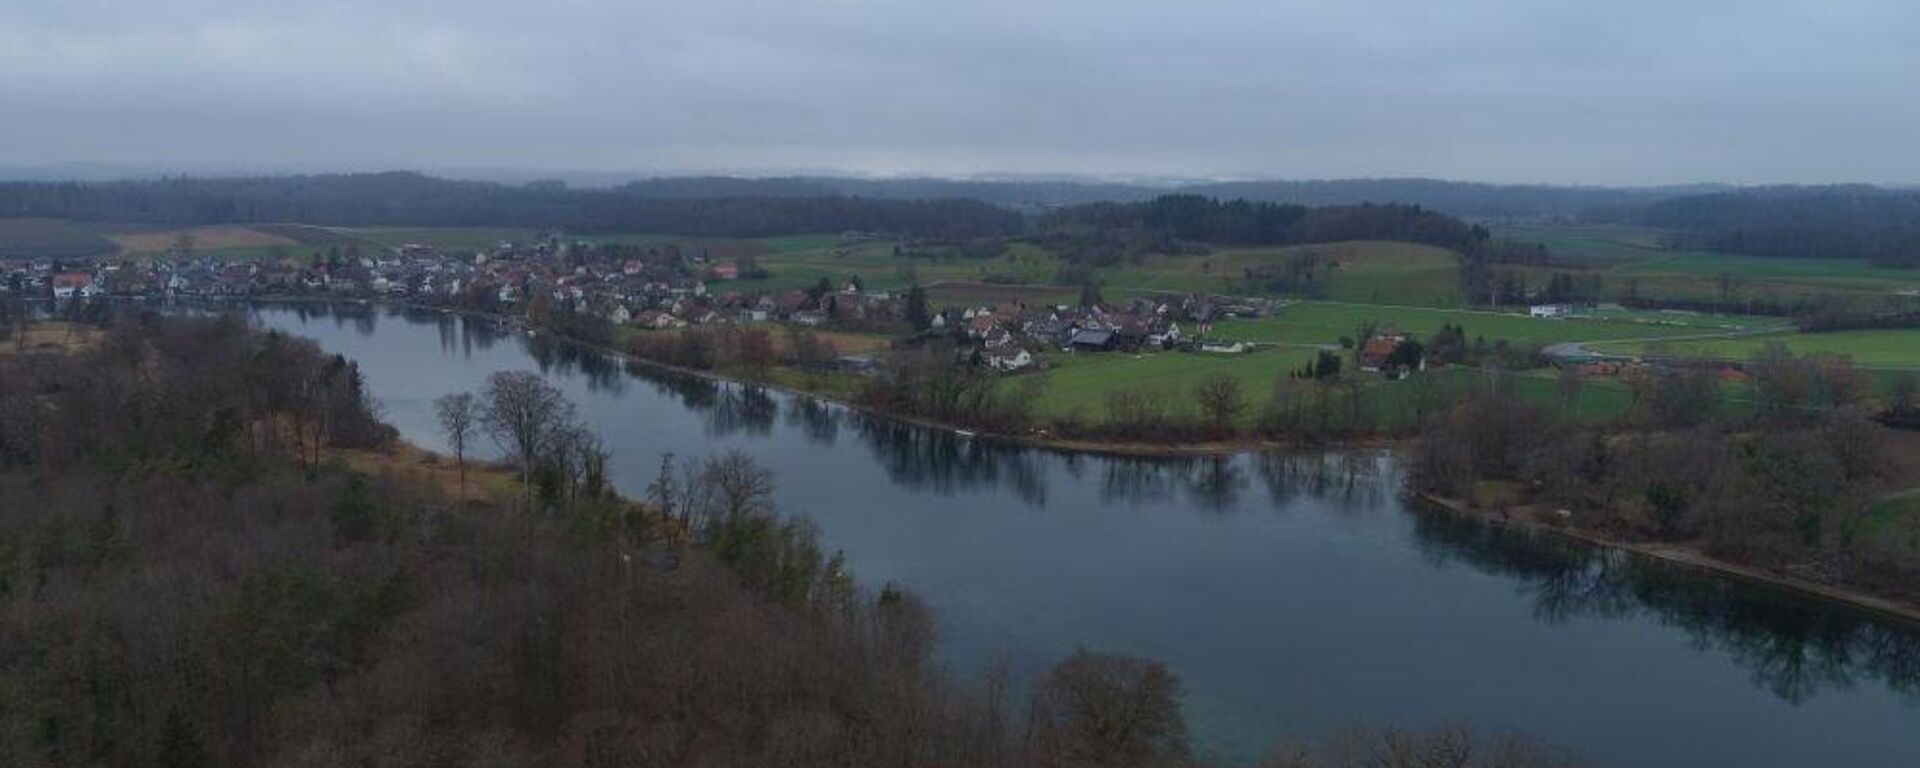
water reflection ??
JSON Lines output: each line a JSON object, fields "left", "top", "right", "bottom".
{"left": 240, "top": 302, "right": 1920, "bottom": 729}
{"left": 525, "top": 331, "right": 625, "bottom": 394}
{"left": 852, "top": 418, "right": 1051, "bottom": 506}
{"left": 783, "top": 396, "right": 841, "bottom": 446}
{"left": 1410, "top": 511, "right": 1920, "bottom": 705}
{"left": 705, "top": 383, "right": 777, "bottom": 437}
{"left": 1256, "top": 451, "right": 1389, "bottom": 510}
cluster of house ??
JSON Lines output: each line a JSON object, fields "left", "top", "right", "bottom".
{"left": 6, "top": 236, "right": 1284, "bottom": 377}
{"left": 935, "top": 295, "right": 1269, "bottom": 372}
{"left": 1, "top": 236, "right": 912, "bottom": 334}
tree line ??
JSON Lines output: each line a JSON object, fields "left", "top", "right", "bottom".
{"left": 1592, "top": 185, "right": 1920, "bottom": 268}
{"left": 1037, "top": 195, "right": 1489, "bottom": 265}
{"left": 0, "top": 312, "right": 1588, "bottom": 767}
{"left": 0, "top": 172, "right": 1025, "bottom": 240}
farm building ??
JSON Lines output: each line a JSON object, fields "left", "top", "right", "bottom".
{"left": 1070, "top": 328, "right": 1117, "bottom": 352}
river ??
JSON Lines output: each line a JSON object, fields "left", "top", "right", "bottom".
{"left": 247, "top": 302, "right": 1919, "bottom": 767}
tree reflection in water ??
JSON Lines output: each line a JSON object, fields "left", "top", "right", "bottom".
{"left": 783, "top": 396, "right": 841, "bottom": 445}
{"left": 704, "top": 383, "right": 777, "bottom": 437}
{"left": 523, "top": 330, "right": 625, "bottom": 394}
{"left": 850, "top": 418, "right": 1050, "bottom": 506}
{"left": 1411, "top": 511, "right": 1920, "bottom": 705}
{"left": 253, "top": 302, "right": 1920, "bottom": 713}
{"left": 1255, "top": 450, "right": 1390, "bottom": 511}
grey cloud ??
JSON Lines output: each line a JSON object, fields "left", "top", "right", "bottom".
{"left": 1, "top": 0, "right": 1915, "bottom": 184}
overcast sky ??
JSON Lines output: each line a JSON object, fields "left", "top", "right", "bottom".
{"left": 2, "top": 0, "right": 1916, "bottom": 185}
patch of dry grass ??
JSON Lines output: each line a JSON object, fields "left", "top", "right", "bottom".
{"left": 0, "top": 322, "right": 106, "bottom": 357}
{"left": 325, "top": 441, "right": 521, "bottom": 503}
{"left": 108, "top": 226, "right": 298, "bottom": 253}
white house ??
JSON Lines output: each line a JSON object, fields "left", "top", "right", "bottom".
{"left": 984, "top": 348, "right": 1034, "bottom": 372}
{"left": 1529, "top": 304, "right": 1572, "bottom": 319}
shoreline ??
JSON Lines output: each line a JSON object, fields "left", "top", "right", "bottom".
{"left": 1410, "top": 492, "right": 1920, "bottom": 628}
{"left": 183, "top": 299, "right": 1920, "bottom": 628}
{"left": 226, "top": 295, "right": 1411, "bottom": 458}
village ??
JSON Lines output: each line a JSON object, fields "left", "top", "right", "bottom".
{"left": 1, "top": 234, "right": 1385, "bottom": 377}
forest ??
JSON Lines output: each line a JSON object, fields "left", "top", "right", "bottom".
{"left": 1408, "top": 345, "right": 1920, "bottom": 605}
{"left": 0, "top": 311, "right": 1585, "bottom": 768}
{"left": 1594, "top": 186, "right": 1920, "bottom": 267}
{"left": 614, "top": 176, "right": 1712, "bottom": 219}
{"left": 1036, "top": 195, "right": 1487, "bottom": 265}
{"left": 0, "top": 173, "right": 1025, "bottom": 240}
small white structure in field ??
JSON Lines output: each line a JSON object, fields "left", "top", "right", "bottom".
{"left": 1198, "top": 340, "right": 1248, "bottom": 354}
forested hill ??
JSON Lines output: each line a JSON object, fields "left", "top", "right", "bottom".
{"left": 1178, "top": 179, "right": 1720, "bottom": 221}
{"left": 616, "top": 176, "right": 1160, "bottom": 208}
{"left": 1040, "top": 194, "right": 1486, "bottom": 252}
{"left": 619, "top": 176, "right": 1715, "bottom": 219}
{"left": 1597, "top": 185, "right": 1920, "bottom": 267}
{"left": 0, "top": 170, "right": 1729, "bottom": 222}
{"left": 0, "top": 172, "right": 1026, "bottom": 240}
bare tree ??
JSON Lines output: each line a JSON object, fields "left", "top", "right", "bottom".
{"left": 695, "top": 450, "right": 776, "bottom": 528}
{"left": 480, "top": 370, "right": 575, "bottom": 507}
{"left": 1026, "top": 650, "right": 1189, "bottom": 767}
{"left": 434, "top": 391, "right": 480, "bottom": 497}
{"left": 1195, "top": 373, "right": 1246, "bottom": 435}
{"left": 1105, "top": 386, "right": 1170, "bottom": 439}
{"left": 1555, "top": 364, "right": 1584, "bottom": 419}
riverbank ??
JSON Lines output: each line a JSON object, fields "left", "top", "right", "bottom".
{"left": 226, "top": 295, "right": 1410, "bottom": 457}
{"left": 230, "top": 298, "right": 1920, "bottom": 767}
{"left": 1411, "top": 492, "right": 1920, "bottom": 627}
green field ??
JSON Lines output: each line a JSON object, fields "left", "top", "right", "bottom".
{"left": 761, "top": 234, "right": 843, "bottom": 253}
{"left": 1593, "top": 329, "right": 1920, "bottom": 369}
{"left": 1490, "top": 224, "right": 1675, "bottom": 264}
{"left": 1023, "top": 349, "right": 1659, "bottom": 429}
{"left": 1612, "top": 253, "right": 1919, "bottom": 286}
{"left": 1493, "top": 224, "right": 1920, "bottom": 306}
{"left": 1209, "top": 301, "right": 1775, "bottom": 348}
{"left": 1032, "top": 346, "right": 1322, "bottom": 424}
{"left": 734, "top": 240, "right": 1066, "bottom": 296}
{"left": 1087, "top": 241, "right": 1464, "bottom": 306}
{"left": 738, "top": 238, "right": 1469, "bottom": 308}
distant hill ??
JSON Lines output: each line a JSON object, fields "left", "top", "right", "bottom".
{"left": 13, "top": 171, "right": 1914, "bottom": 253}
{"left": 1596, "top": 185, "right": 1920, "bottom": 267}
{"left": 0, "top": 166, "right": 1744, "bottom": 221}
{"left": 615, "top": 176, "right": 1721, "bottom": 219}
{"left": 0, "top": 172, "right": 1025, "bottom": 241}
{"left": 1180, "top": 179, "right": 1726, "bottom": 221}
{"left": 615, "top": 176, "right": 1162, "bottom": 208}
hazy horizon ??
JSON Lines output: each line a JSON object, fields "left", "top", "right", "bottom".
{"left": 5, "top": 1, "right": 1918, "bottom": 186}
{"left": 1, "top": 162, "right": 1910, "bottom": 192}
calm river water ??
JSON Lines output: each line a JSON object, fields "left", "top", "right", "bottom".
{"left": 247, "top": 303, "right": 1918, "bottom": 767}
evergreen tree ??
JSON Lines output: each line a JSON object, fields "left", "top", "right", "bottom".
{"left": 904, "top": 284, "right": 931, "bottom": 331}
{"left": 157, "top": 709, "right": 206, "bottom": 768}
